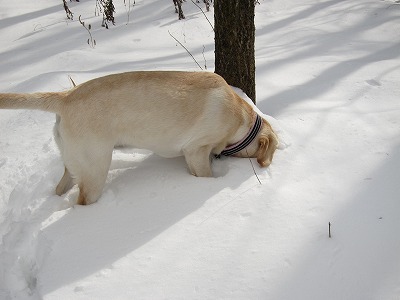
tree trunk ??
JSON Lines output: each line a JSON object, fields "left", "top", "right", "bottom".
{"left": 214, "top": 0, "right": 256, "bottom": 103}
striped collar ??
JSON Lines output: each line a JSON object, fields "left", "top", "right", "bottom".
{"left": 220, "top": 114, "right": 262, "bottom": 156}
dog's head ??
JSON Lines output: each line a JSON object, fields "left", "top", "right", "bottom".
{"left": 234, "top": 118, "right": 279, "bottom": 167}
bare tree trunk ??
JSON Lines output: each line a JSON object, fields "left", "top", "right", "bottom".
{"left": 214, "top": 0, "right": 256, "bottom": 103}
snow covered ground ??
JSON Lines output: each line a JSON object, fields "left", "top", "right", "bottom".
{"left": 1, "top": 0, "right": 400, "bottom": 299}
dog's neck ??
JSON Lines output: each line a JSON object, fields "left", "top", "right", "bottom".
{"left": 221, "top": 112, "right": 262, "bottom": 156}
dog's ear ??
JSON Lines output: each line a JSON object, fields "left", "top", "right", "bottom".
{"left": 257, "top": 133, "right": 278, "bottom": 167}
{"left": 257, "top": 137, "right": 269, "bottom": 167}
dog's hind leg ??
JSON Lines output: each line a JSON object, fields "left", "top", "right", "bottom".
{"left": 54, "top": 116, "right": 75, "bottom": 195}
{"left": 72, "top": 146, "right": 113, "bottom": 205}
{"left": 56, "top": 166, "right": 74, "bottom": 196}
{"left": 183, "top": 145, "right": 213, "bottom": 177}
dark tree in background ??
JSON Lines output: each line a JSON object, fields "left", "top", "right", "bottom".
{"left": 214, "top": 0, "right": 256, "bottom": 103}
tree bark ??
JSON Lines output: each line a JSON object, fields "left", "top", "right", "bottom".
{"left": 214, "top": 0, "right": 256, "bottom": 103}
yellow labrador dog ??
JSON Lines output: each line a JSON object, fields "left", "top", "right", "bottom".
{"left": 0, "top": 71, "right": 278, "bottom": 205}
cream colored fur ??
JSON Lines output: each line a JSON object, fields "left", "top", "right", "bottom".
{"left": 0, "top": 71, "right": 278, "bottom": 205}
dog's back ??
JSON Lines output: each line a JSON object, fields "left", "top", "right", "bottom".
{"left": 57, "top": 71, "right": 243, "bottom": 156}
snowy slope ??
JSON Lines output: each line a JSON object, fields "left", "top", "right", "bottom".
{"left": 1, "top": 0, "right": 400, "bottom": 299}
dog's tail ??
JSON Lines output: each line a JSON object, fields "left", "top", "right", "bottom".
{"left": 0, "top": 92, "right": 67, "bottom": 114}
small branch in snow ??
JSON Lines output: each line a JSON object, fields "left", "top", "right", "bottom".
{"left": 63, "top": 0, "right": 74, "bottom": 20}
{"left": 173, "top": 0, "right": 186, "bottom": 20}
{"left": 124, "top": 0, "right": 136, "bottom": 25}
{"left": 329, "top": 222, "right": 332, "bottom": 238}
{"left": 190, "top": 0, "right": 214, "bottom": 31}
{"left": 79, "top": 15, "right": 96, "bottom": 48}
{"left": 246, "top": 149, "right": 262, "bottom": 185}
{"left": 202, "top": 45, "right": 207, "bottom": 70}
{"left": 68, "top": 75, "right": 77, "bottom": 88}
{"left": 168, "top": 30, "right": 203, "bottom": 70}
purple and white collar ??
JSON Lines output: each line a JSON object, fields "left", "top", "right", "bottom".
{"left": 220, "top": 114, "right": 262, "bottom": 156}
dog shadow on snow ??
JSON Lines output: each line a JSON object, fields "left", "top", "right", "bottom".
{"left": 37, "top": 151, "right": 258, "bottom": 295}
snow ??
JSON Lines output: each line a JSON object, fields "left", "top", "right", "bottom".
{"left": 1, "top": 0, "right": 400, "bottom": 299}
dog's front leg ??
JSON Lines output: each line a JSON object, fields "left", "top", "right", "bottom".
{"left": 56, "top": 166, "right": 74, "bottom": 196}
{"left": 183, "top": 145, "right": 213, "bottom": 177}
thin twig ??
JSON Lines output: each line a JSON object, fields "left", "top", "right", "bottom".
{"left": 246, "top": 149, "right": 262, "bottom": 185}
{"left": 202, "top": 45, "right": 207, "bottom": 70}
{"left": 68, "top": 75, "right": 77, "bottom": 87}
{"left": 79, "top": 15, "right": 96, "bottom": 48}
{"left": 168, "top": 30, "right": 203, "bottom": 70}
{"left": 190, "top": 0, "right": 214, "bottom": 31}
{"left": 63, "top": 0, "right": 74, "bottom": 20}
{"left": 124, "top": 0, "right": 135, "bottom": 25}
{"left": 329, "top": 222, "right": 332, "bottom": 238}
